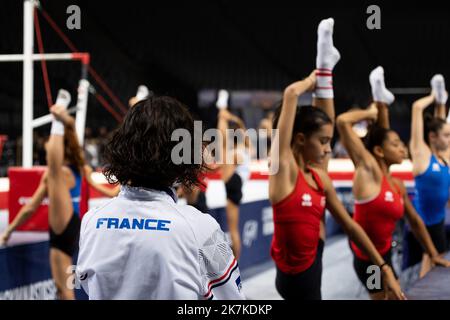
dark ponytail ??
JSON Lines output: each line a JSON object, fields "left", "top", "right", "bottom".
{"left": 272, "top": 104, "right": 332, "bottom": 143}
{"left": 364, "top": 125, "right": 392, "bottom": 155}
{"left": 424, "top": 113, "right": 446, "bottom": 145}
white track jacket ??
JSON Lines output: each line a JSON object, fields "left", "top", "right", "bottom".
{"left": 76, "top": 185, "right": 245, "bottom": 300}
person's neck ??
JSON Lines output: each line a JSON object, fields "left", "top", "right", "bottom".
{"left": 430, "top": 145, "right": 440, "bottom": 157}
{"left": 430, "top": 146, "right": 446, "bottom": 163}
{"left": 376, "top": 158, "right": 390, "bottom": 176}
{"left": 294, "top": 151, "right": 308, "bottom": 172}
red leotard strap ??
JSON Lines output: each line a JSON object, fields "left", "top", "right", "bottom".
{"left": 307, "top": 167, "right": 324, "bottom": 192}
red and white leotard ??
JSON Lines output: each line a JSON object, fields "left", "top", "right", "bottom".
{"left": 271, "top": 167, "right": 327, "bottom": 274}
{"left": 351, "top": 176, "right": 404, "bottom": 261}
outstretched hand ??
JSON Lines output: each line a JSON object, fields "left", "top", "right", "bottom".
{"left": 382, "top": 266, "right": 407, "bottom": 300}
{"left": 50, "top": 104, "right": 72, "bottom": 124}
{"left": 431, "top": 255, "right": 450, "bottom": 268}
{"left": 305, "top": 70, "right": 317, "bottom": 92}
{"left": 129, "top": 96, "right": 139, "bottom": 108}
{"left": 50, "top": 104, "right": 75, "bottom": 129}
{"left": 367, "top": 103, "right": 379, "bottom": 121}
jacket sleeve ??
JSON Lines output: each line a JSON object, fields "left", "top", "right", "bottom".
{"left": 197, "top": 220, "right": 246, "bottom": 300}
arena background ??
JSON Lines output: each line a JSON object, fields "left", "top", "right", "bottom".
{"left": 1, "top": 1, "right": 450, "bottom": 168}
{"left": 1, "top": 1, "right": 450, "bottom": 300}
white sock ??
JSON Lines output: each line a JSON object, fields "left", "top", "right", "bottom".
{"left": 136, "top": 85, "right": 150, "bottom": 101}
{"left": 50, "top": 89, "right": 71, "bottom": 136}
{"left": 314, "top": 18, "right": 341, "bottom": 99}
{"left": 216, "top": 90, "right": 229, "bottom": 109}
{"left": 50, "top": 119, "right": 65, "bottom": 136}
{"left": 369, "top": 66, "right": 395, "bottom": 105}
{"left": 431, "top": 74, "right": 448, "bottom": 105}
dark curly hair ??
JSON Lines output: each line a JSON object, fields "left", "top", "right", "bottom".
{"left": 63, "top": 126, "right": 85, "bottom": 174}
{"left": 103, "top": 96, "right": 205, "bottom": 191}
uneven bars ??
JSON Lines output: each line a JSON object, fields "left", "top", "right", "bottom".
{"left": 31, "top": 106, "right": 79, "bottom": 128}
{"left": 0, "top": 52, "right": 90, "bottom": 63}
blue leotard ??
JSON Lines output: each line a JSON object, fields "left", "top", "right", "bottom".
{"left": 413, "top": 154, "right": 450, "bottom": 226}
{"left": 69, "top": 165, "right": 82, "bottom": 215}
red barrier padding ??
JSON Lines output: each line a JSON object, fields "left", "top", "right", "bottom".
{"left": 8, "top": 167, "right": 49, "bottom": 231}
{"left": 79, "top": 177, "right": 90, "bottom": 220}
{"left": 203, "top": 171, "right": 415, "bottom": 182}
{"left": 0, "top": 192, "right": 8, "bottom": 210}
{"left": 7, "top": 167, "right": 91, "bottom": 231}
{"left": 327, "top": 171, "right": 414, "bottom": 181}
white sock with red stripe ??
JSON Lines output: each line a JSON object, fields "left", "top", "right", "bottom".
{"left": 369, "top": 66, "right": 395, "bottom": 105}
{"left": 431, "top": 74, "right": 448, "bottom": 105}
{"left": 314, "top": 18, "right": 340, "bottom": 99}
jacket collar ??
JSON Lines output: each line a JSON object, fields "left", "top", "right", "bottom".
{"left": 119, "top": 185, "right": 177, "bottom": 203}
